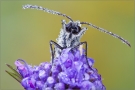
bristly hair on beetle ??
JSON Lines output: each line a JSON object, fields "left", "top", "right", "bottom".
{"left": 22, "top": 4, "right": 131, "bottom": 66}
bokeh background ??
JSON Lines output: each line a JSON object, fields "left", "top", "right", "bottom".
{"left": 1, "top": 1, "right": 134, "bottom": 90}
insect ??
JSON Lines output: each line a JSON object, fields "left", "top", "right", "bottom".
{"left": 23, "top": 4, "right": 131, "bottom": 66}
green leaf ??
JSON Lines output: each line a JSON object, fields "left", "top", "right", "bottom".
{"left": 5, "top": 70, "right": 22, "bottom": 83}
{"left": 6, "top": 64, "right": 22, "bottom": 79}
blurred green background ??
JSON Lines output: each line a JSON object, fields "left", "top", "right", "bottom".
{"left": 1, "top": 1, "right": 134, "bottom": 90}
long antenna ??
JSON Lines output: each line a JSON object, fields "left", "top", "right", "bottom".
{"left": 80, "top": 22, "right": 131, "bottom": 47}
{"left": 22, "top": 4, "right": 73, "bottom": 22}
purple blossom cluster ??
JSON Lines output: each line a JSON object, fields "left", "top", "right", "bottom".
{"left": 14, "top": 48, "right": 106, "bottom": 90}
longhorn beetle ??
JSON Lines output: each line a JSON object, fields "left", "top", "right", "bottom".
{"left": 23, "top": 4, "right": 131, "bottom": 66}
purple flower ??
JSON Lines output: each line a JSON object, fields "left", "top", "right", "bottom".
{"left": 15, "top": 59, "right": 32, "bottom": 77}
{"left": 54, "top": 82, "right": 65, "bottom": 90}
{"left": 42, "top": 87, "right": 53, "bottom": 90}
{"left": 51, "top": 65, "right": 61, "bottom": 78}
{"left": 58, "top": 72, "right": 71, "bottom": 84}
{"left": 94, "top": 80, "right": 104, "bottom": 89}
{"left": 36, "top": 81, "right": 44, "bottom": 89}
{"left": 73, "top": 60, "right": 83, "bottom": 72}
{"left": 38, "top": 70, "right": 47, "bottom": 80}
{"left": 80, "top": 81, "right": 96, "bottom": 90}
{"left": 6, "top": 48, "right": 106, "bottom": 90}
{"left": 21, "top": 77, "right": 36, "bottom": 89}
{"left": 47, "top": 76, "right": 55, "bottom": 87}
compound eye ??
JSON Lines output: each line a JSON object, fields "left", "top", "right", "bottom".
{"left": 66, "top": 23, "right": 72, "bottom": 33}
{"left": 66, "top": 27, "right": 71, "bottom": 33}
{"left": 72, "top": 26, "right": 81, "bottom": 35}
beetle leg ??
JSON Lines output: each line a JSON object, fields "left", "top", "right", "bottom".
{"left": 50, "top": 40, "right": 63, "bottom": 64}
{"left": 72, "top": 41, "right": 92, "bottom": 69}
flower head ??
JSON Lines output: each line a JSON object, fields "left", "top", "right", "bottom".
{"left": 6, "top": 48, "right": 106, "bottom": 90}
